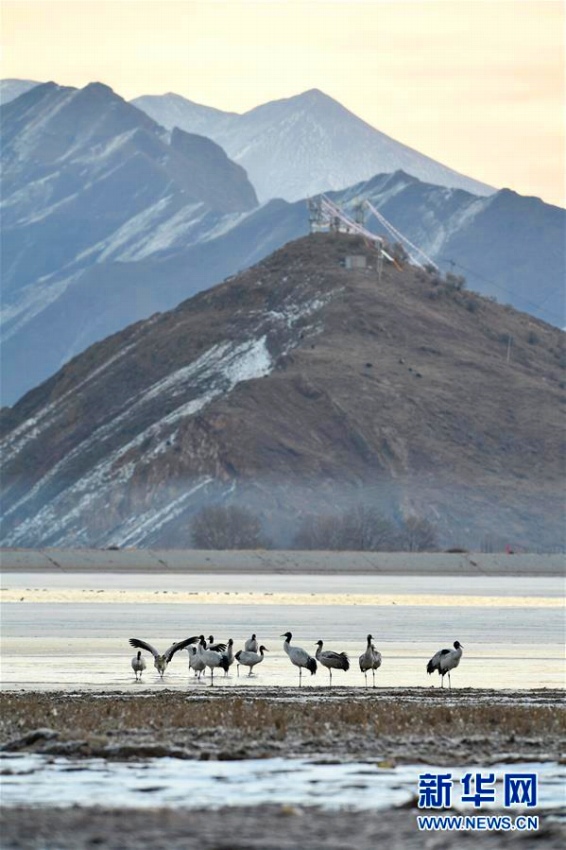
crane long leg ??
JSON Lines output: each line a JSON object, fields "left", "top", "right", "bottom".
{"left": 372, "top": 669, "right": 376, "bottom": 688}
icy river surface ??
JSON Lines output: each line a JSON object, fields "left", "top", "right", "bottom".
{"left": 0, "top": 572, "right": 564, "bottom": 689}
{"left": 0, "top": 754, "right": 563, "bottom": 812}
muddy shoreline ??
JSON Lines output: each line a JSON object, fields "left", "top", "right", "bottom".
{"left": 2, "top": 804, "right": 565, "bottom": 850}
{"left": 1, "top": 689, "right": 564, "bottom": 849}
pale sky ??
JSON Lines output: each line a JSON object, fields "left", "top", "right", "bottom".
{"left": 1, "top": 0, "right": 564, "bottom": 206}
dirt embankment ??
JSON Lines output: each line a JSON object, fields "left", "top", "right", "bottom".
{"left": 2, "top": 548, "right": 563, "bottom": 575}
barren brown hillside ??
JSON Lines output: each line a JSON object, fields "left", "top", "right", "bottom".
{"left": 1, "top": 233, "right": 564, "bottom": 549}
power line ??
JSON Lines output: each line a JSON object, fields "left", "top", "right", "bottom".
{"left": 365, "top": 200, "right": 439, "bottom": 271}
{"left": 309, "top": 195, "right": 562, "bottom": 326}
{"left": 438, "top": 256, "right": 562, "bottom": 325}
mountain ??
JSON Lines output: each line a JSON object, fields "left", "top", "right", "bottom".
{"left": 1, "top": 233, "right": 564, "bottom": 551}
{"left": 2, "top": 84, "right": 563, "bottom": 407}
{"left": 332, "top": 172, "right": 566, "bottom": 326}
{"left": 132, "top": 92, "right": 235, "bottom": 139}
{"left": 0, "top": 78, "right": 40, "bottom": 105}
{"left": 132, "top": 88, "right": 495, "bottom": 202}
{"left": 0, "top": 81, "right": 258, "bottom": 404}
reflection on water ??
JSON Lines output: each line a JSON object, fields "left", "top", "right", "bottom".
{"left": 0, "top": 754, "right": 563, "bottom": 812}
{"left": 1, "top": 573, "right": 564, "bottom": 690}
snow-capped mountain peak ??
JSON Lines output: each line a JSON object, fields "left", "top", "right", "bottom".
{"left": 132, "top": 87, "right": 495, "bottom": 202}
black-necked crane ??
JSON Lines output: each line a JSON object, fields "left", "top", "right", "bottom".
{"left": 221, "top": 638, "right": 235, "bottom": 675}
{"left": 129, "top": 636, "right": 198, "bottom": 678}
{"left": 207, "top": 635, "right": 227, "bottom": 652}
{"left": 359, "top": 634, "right": 382, "bottom": 687}
{"left": 244, "top": 633, "right": 259, "bottom": 653}
{"left": 188, "top": 645, "right": 206, "bottom": 680}
{"left": 131, "top": 650, "right": 146, "bottom": 681}
{"left": 197, "top": 635, "right": 229, "bottom": 685}
{"left": 315, "top": 640, "right": 349, "bottom": 686}
{"left": 427, "top": 641, "right": 463, "bottom": 688}
{"left": 281, "top": 632, "right": 317, "bottom": 686}
{"left": 235, "top": 645, "right": 268, "bottom": 676}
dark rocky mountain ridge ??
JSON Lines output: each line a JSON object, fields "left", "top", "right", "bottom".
{"left": 2, "top": 234, "right": 563, "bottom": 551}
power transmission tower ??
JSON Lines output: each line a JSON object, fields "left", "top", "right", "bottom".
{"left": 307, "top": 197, "right": 322, "bottom": 233}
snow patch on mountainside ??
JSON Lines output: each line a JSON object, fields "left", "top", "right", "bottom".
{"left": 265, "top": 292, "right": 339, "bottom": 332}
{"left": 1, "top": 335, "right": 273, "bottom": 545}
{"left": 1, "top": 271, "right": 83, "bottom": 340}
{"left": 69, "top": 128, "right": 141, "bottom": 171}
{"left": 421, "top": 196, "right": 489, "bottom": 256}
{"left": 95, "top": 195, "right": 179, "bottom": 261}
{"left": 1, "top": 272, "right": 338, "bottom": 544}
{"left": 110, "top": 478, "right": 215, "bottom": 547}
{"left": 5, "top": 87, "right": 76, "bottom": 162}
{"left": 1, "top": 82, "right": 260, "bottom": 404}
{"left": 0, "top": 330, "right": 154, "bottom": 465}
{"left": 116, "top": 203, "right": 209, "bottom": 260}
{"left": 1, "top": 171, "right": 65, "bottom": 219}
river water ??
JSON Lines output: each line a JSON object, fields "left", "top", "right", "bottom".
{"left": 0, "top": 753, "right": 563, "bottom": 812}
{"left": 1, "top": 572, "right": 563, "bottom": 690}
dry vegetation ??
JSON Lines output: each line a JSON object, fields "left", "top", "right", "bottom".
{"left": 2, "top": 688, "right": 564, "bottom": 765}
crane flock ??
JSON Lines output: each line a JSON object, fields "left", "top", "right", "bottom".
{"left": 129, "top": 632, "right": 465, "bottom": 688}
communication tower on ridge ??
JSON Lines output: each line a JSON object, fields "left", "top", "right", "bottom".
{"left": 305, "top": 194, "right": 439, "bottom": 280}
{"left": 307, "top": 197, "right": 324, "bottom": 233}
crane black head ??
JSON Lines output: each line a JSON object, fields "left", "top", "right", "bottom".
{"left": 281, "top": 631, "right": 292, "bottom": 641}
{"left": 259, "top": 646, "right": 269, "bottom": 653}
{"left": 316, "top": 640, "right": 324, "bottom": 647}
{"left": 454, "top": 641, "right": 463, "bottom": 649}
